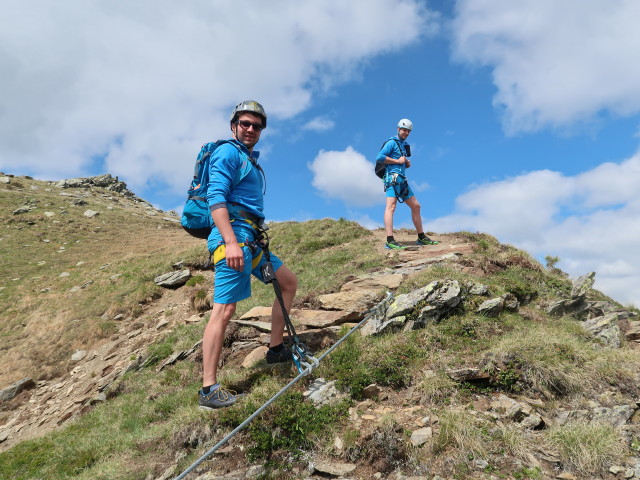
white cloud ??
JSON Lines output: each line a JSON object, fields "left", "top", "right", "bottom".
{"left": 308, "top": 147, "right": 382, "bottom": 207}
{"left": 352, "top": 213, "right": 382, "bottom": 230}
{"left": 410, "top": 180, "right": 430, "bottom": 192}
{"left": 452, "top": 0, "right": 640, "bottom": 133}
{"left": 0, "top": 0, "right": 435, "bottom": 199}
{"left": 430, "top": 152, "right": 640, "bottom": 306}
{"left": 302, "top": 116, "right": 336, "bottom": 132}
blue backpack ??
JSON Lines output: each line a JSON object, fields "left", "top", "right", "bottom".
{"left": 180, "top": 140, "right": 247, "bottom": 239}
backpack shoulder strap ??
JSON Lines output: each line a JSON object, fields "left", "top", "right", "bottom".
{"left": 379, "top": 138, "right": 392, "bottom": 151}
{"left": 227, "top": 143, "right": 254, "bottom": 187}
{"left": 207, "top": 139, "right": 266, "bottom": 194}
{"left": 205, "top": 140, "right": 245, "bottom": 180}
{"left": 392, "top": 138, "right": 406, "bottom": 156}
{"left": 380, "top": 137, "right": 405, "bottom": 155}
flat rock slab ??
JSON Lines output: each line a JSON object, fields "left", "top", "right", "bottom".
{"left": 231, "top": 319, "right": 272, "bottom": 332}
{"left": 239, "top": 308, "right": 347, "bottom": 328}
{"left": 398, "top": 252, "right": 462, "bottom": 269}
{"left": 317, "top": 290, "right": 383, "bottom": 314}
{"left": 446, "top": 368, "right": 490, "bottom": 382}
{"left": 314, "top": 460, "right": 357, "bottom": 476}
{"left": 290, "top": 309, "right": 347, "bottom": 328}
{"left": 340, "top": 273, "right": 404, "bottom": 292}
{"left": 240, "top": 306, "right": 272, "bottom": 319}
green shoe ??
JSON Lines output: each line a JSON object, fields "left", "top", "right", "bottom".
{"left": 385, "top": 240, "right": 407, "bottom": 250}
{"left": 416, "top": 237, "right": 439, "bottom": 245}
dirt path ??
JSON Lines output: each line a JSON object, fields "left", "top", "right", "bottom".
{"left": 369, "top": 228, "right": 475, "bottom": 260}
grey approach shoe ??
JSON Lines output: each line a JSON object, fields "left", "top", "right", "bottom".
{"left": 198, "top": 386, "right": 244, "bottom": 410}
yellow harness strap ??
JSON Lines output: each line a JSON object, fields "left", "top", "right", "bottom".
{"left": 240, "top": 218, "right": 261, "bottom": 231}
{"left": 212, "top": 243, "right": 263, "bottom": 270}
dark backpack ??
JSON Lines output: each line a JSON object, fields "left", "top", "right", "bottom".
{"left": 374, "top": 159, "right": 387, "bottom": 179}
{"left": 374, "top": 138, "right": 409, "bottom": 178}
{"left": 180, "top": 140, "right": 245, "bottom": 239}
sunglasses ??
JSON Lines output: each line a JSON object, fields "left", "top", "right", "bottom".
{"left": 236, "top": 120, "right": 264, "bottom": 131}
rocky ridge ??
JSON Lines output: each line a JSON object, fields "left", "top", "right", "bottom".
{"left": 3, "top": 171, "right": 179, "bottom": 222}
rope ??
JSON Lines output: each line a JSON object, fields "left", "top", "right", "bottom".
{"left": 172, "top": 291, "right": 394, "bottom": 480}
{"left": 256, "top": 229, "right": 318, "bottom": 374}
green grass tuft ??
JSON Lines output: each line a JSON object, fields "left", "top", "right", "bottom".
{"left": 545, "top": 421, "right": 622, "bottom": 476}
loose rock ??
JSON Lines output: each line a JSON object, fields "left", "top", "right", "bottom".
{"left": 154, "top": 270, "right": 191, "bottom": 288}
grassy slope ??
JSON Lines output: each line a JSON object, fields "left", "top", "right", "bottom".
{"left": 1, "top": 177, "right": 640, "bottom": 480}
{"left": 0, "top": 176, "right": 205, "bottom": 384}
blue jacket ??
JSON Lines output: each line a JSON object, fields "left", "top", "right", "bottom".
{"left": 376, "top": 136, "right": 408, "bottom": 178}
{"left": 207, "top": 140, "right": 264, "bottom": 219}
{"left": 206, "top": 139, "right": 264, "bottom": 248}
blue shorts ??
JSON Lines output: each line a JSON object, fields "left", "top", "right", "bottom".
{"left": 208, "top": 223, "right": 283, "bottom": 304}
{"left": 385, "top": 181, "right": 414, "bottom": 201}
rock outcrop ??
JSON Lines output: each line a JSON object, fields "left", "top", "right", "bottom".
{"left": 55, "top": 174, "right": 133, "bottom": 196}
{"left": 546, "top": 271, "right": 638, "bottom": 347}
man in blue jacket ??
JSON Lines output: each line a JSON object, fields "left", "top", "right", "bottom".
{"left": 199, "top": 100, "right": 298, "bottom": 409}
{"left": 376, "top": 118, "right": 438, "bottom": 249}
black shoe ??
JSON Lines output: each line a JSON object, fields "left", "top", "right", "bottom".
{"left": 266, "top": 345, "right": 293, "bottom": 365}
{"left": 198, "top": 386, "right": 244, "bottom": 410}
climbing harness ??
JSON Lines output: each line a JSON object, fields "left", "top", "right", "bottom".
{"left": 209, "top": 212, "right": 320, "bottom": 373}
{"left": 205, "top": 211, "right": 265, "bottom": 269}
{"left": 211, "top": 242, "right": 263, "bottom": 270}
{"left": 172, "top": 292, "right": 394, "bottom": 480}
{"left": 385, "top": 172, "right": 409, "bottom": 203}
{"left": 253, "top": 225, "right": 319, "bottom": 374}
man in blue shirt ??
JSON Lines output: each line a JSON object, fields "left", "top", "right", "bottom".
{"left": 199, "top": 101, "right": 298, "bottom": 409}
{"left": 376, "top": 118, "right": 438, "bottom": 249}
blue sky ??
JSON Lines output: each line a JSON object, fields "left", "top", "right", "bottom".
{"left": 2, "top": 1, "right": 640, "bottom": 306}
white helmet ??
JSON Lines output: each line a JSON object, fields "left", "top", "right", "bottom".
{"left": 397, "top": 118, "right": 413, "bottom": 131}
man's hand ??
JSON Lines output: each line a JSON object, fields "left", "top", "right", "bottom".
{"left": 211, "top": 207, "right": 244, "bottom": 271}
{"left": 225, "top": 242, "right": 244, "bottom": 271}
{"left": 398, "top": 156, "right": 407, "bottom": 164}
{"left": 405, "top": 159, "right": 411, "bottom": 168}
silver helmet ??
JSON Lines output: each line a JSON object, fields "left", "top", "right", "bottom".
{"left": 397, "top": 118, "right": 413, "bottom": 131}
{"left": 230, "top": 100, "right": 267, "bottom": 128}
